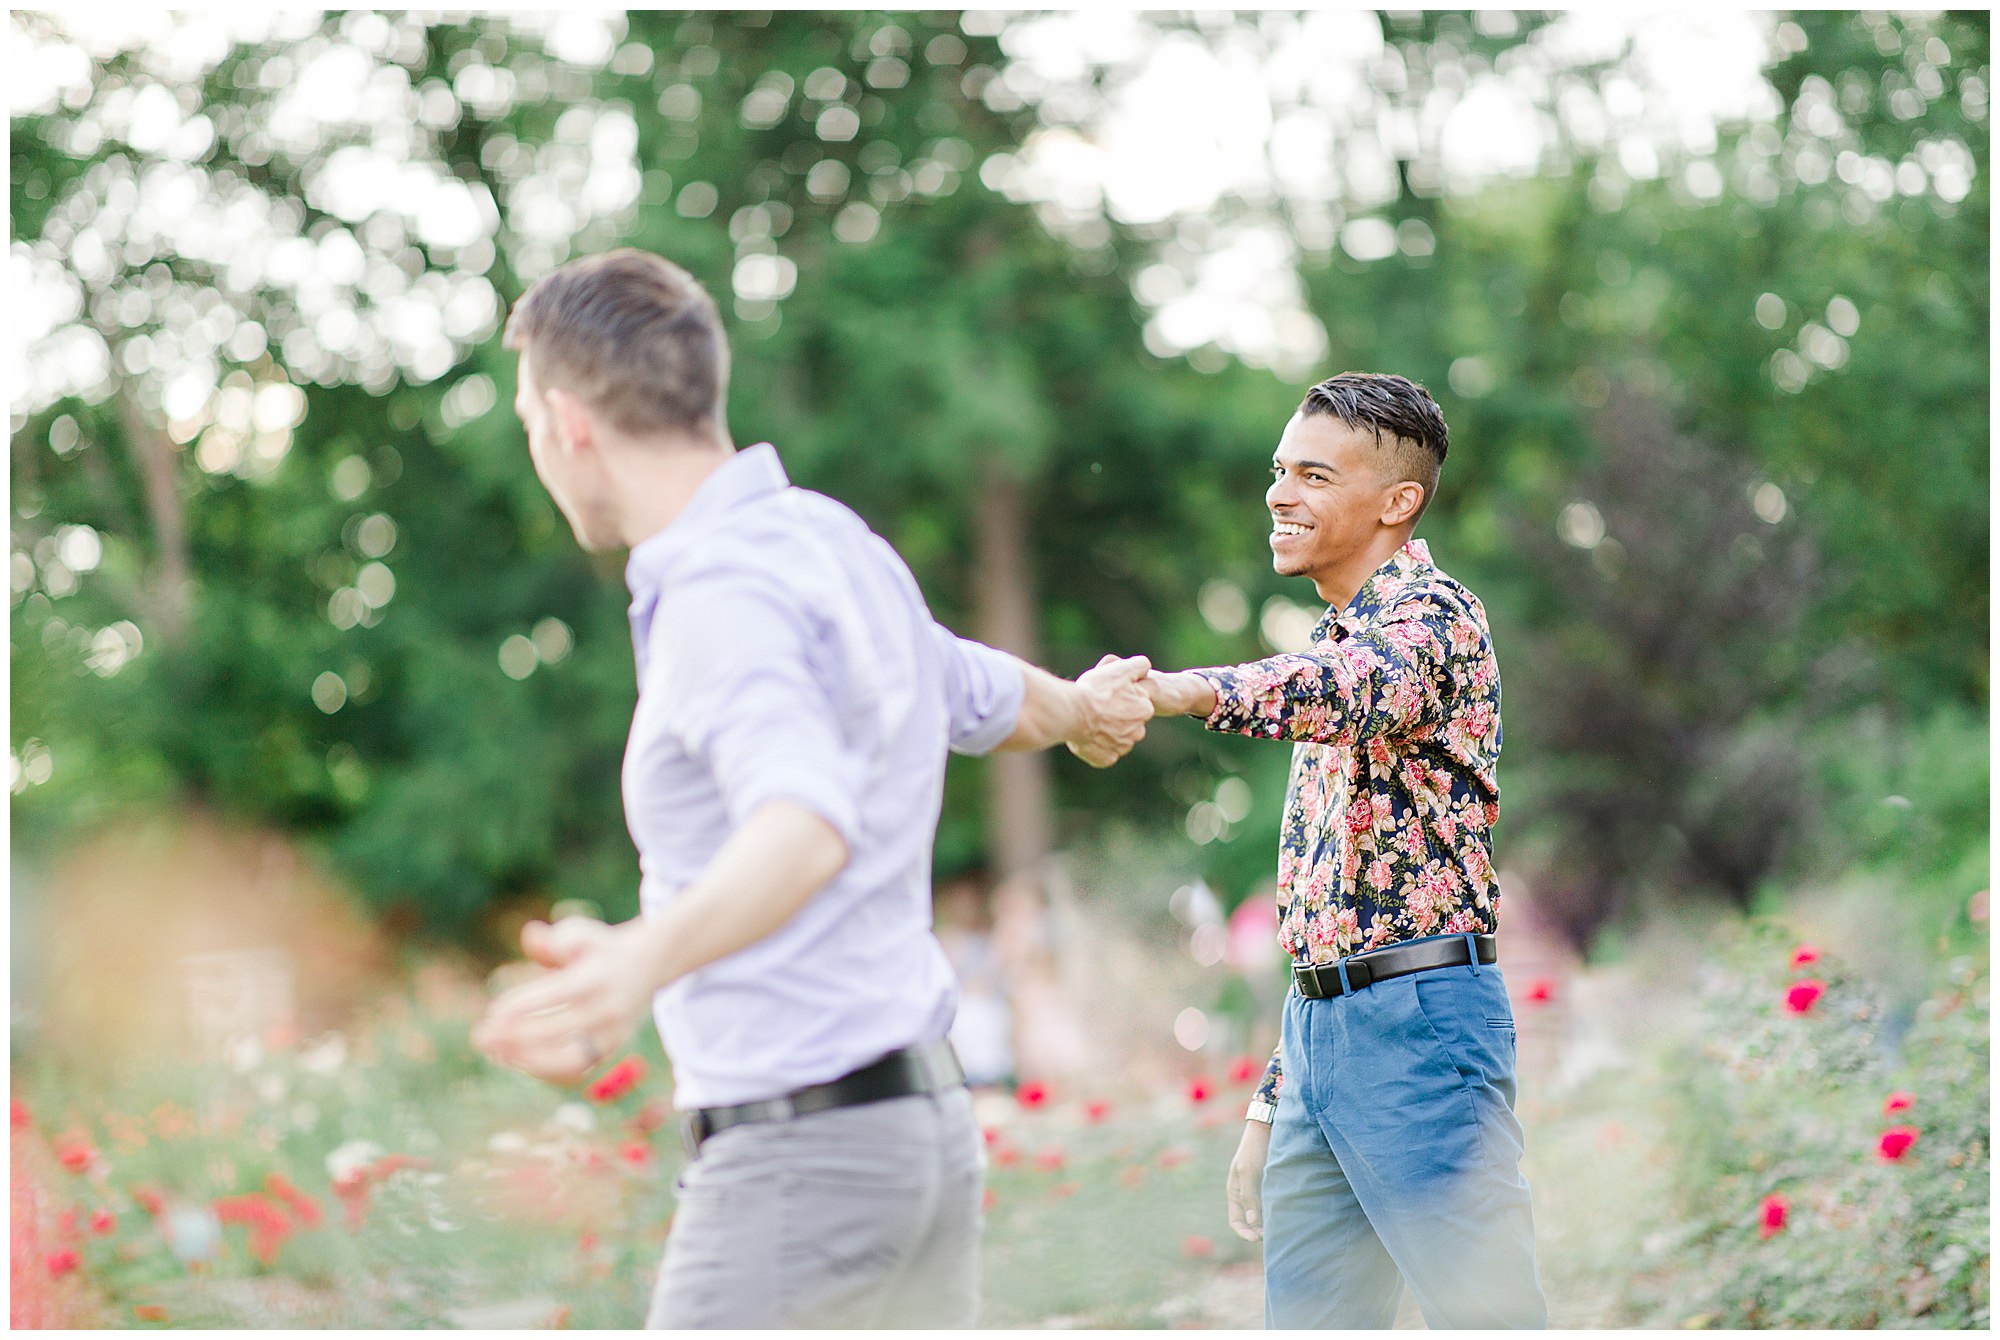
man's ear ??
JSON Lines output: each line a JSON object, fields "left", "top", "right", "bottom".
{"left": 1381, "top": 479, "right": 1426, "bottom": 528}
{"left": 544, "top": 386, "right": 596, "bottom": 459}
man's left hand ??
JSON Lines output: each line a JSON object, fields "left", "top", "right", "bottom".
{"left": 472, "top": 917, "right": 661, "bottom": 1084}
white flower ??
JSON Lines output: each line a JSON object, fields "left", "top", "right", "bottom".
{"left": 550, "top": 1102, "right": 595, "bottom": 1134}
{"left": 326, "top": 1138, "right": 384, "bottom": 1183}
{"left": 299, "top": 1032, "right": 349, "bottom": 1075}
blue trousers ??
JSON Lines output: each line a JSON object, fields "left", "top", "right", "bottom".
{"left": 1262, "top": 943, "right": 1548, "bottom": 1328}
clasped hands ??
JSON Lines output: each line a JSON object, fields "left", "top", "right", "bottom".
{"left": 1062, "top": 656, "right": 1214, "bottom": 768}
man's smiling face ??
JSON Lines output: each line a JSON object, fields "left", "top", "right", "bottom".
{"left": 1265, "top": 411, "right": 1413, "bottom": 602}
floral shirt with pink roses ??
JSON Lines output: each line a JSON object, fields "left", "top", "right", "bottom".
{"left": 1192, "top": 538, "right": 1502, "bottom": 1108}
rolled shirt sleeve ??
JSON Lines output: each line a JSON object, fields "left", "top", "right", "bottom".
{"left": 651, "top": 572, "right": 865, "bottom": 850}
{"left": 1194, "top": 612, "right": 1455, "bottom": 747}
{"left": 930, "top": 623, "right": 1025, "bottom": 757}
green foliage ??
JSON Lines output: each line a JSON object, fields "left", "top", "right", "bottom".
{"left": 1630, "top": 926, "right": 1990, "bottom": 1328}
{"left": 8, "top": 10, "right": 1989, "bottom": 947}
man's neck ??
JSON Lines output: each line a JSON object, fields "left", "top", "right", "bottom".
{"left": 1312, "top": 529, "right": 1414, "bottom": 608}
{"left": 609, "top": 432, "right": 736, "bottom": 548}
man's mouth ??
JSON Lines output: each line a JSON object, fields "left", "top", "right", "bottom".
{"left": 1271, "top": 519, "right": 1311, "bottom": 538}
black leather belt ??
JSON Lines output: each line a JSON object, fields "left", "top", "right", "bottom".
{"left": 1292, "top": 933, "right": 1497, "bottom": 999}
{"left": 680, "top": 1040, "right": 965, "bottom": 1160}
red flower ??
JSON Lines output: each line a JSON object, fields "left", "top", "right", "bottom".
{"left": 585, "top": 1056, "right": 648, "bottom": 1104}
{"left": 45, "top": 1249, "right": 80, "bottom": 1278}
{"left": 1784, "top": 979, "right": 1826, "bottom": 1014}
{"left": 1083, "top": 1100, "right": 1112, "bottom": 1124}
{"left": 981, "top": 1188, "right": 997, "bottom": 1213}
{"left": 90, "top": 1209, "right": 116, "bottom": 1236}
{"left": 1522, "top": 978, "right": 1555, "bottom": 1005}
{"left": 579, "top": 1231, "right": 598, "bottom": 1253}
{"left": 1186, "top": 1077, "right": 1214, "bottom": 1104}
{"left": 57, "top": 1208, "right": 79, "bottom": 1239}
{"left": 1876, "top": 1126, "right": 1919, "bottom": 1162}
{"left": 992, "top": 1144, "right": 1020, "bottom": 1169}
{"left": 630, "top": 1098, "right": 672, "bottom": 1134}
{"left": 265, "top": 1172, "right": 323, "bottom": 1228}
{"left": 982, "top": 1126, "right": 1001, "bottom": 1145}
{"left": 132, "top": 1186, "right": 166, "bottom": 1218}
{"left": 133, "top": 1305, "right": 168, "bottom": 1322}
{"left": 1033, "top": 1147, "right": 1067, "bottom": 1172}
{"left": 619, "top": 1140, "right": 653, "bottom": 1167}
{"left": 1228, "top": 1056, "right": 1260, "bottom": 1085}
{"left": 1789, "top": 944, "right": 1822, "bottom": 969}
{"left": 10, "top": 1098, "right": 31, "bottom": 1130}
{"left": 1015, "top": 1081, "right": 1050, "bottom": 1111}
{"left": 1182, "top": 1234, "right": 1215, "bottom": 1258}
{"left": 370, "top": 1153, "right": 424, "bottom": 1180}
{"left": 1758, "top": 1193, "right": 1789, "bottom": 1239}
{"left": 54, "top": 1132, "right": 96, "bottom": 1173}
{"left": 1883, "top": 1090, "right": 1916, "bottom": 1116}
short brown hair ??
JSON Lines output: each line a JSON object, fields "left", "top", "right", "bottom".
{"left": 1300, "top": 372, "right": 1449, "bottom": 523}
{"left": 503, "top": 248, "right": 729, "bottom": 438}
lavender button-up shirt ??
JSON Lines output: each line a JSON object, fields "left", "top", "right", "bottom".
{"left": 622, "top": 444, "right": 1025, "bottom": 1109}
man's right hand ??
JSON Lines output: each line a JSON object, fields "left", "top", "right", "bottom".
{"left": 1227, "top": 1119, "right": 1273, "bottom": 1242}
{"left": 1065, "top": 653, "right": 1154, "bottom": 767}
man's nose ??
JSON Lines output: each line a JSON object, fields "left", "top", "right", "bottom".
{"left": 1267, "top": 474, "right": 1294, "bottom": 509}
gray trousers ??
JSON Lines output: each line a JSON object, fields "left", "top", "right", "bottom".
{"left": 645, "top": 1088, "right": 984, "bottom": 1329}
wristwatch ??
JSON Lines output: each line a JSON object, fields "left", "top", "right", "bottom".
{"left": 1245, "top": 1101, "right": 1276, "bottom": 1125}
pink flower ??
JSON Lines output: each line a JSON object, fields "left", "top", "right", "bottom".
{"left": 1186, "top": 1077, "right": 1214, "bottom": 1104}
{"left": 1758, "top": 1193, "right": 1789, "bottom": 1239}
{"left": 89, "top": 1209, "right": 116, "bottom": 1236}
{"left": 1883, "top": 1091, "right": 1915, "bottom": 1116}
{"left": 1784, "top": 979, "right": 1826, "bottom": 1015}
{"left": 981, "top": 1188, "right": 997, "bottom": 1213}
{"left": 1182, "top": 1234, "right": 1215, "bottom": 1258}
{"left": 1015, "top": 1081, "right": 1050, "bottom": 1111}
{"left": 10, "top": 1098, "right": 31, "bottom": 1131}
{"left": 1522, "top": 978, "right": 1555, "bottom": 1006}
{"left": 1050, "top": 1181, "right": 1078, "bottom": 1199}
{"left": 1033, "top": 1147, "right": 1066, "bottom": 1172}
{"left": 981, "top": 1127, "right": 1001, "bottom": 1146}
{"left": 1156, "top": 1145, "right": 1192, "bottom": 1169}
{"left": 584, "top": 1056, "right": 647, "bottom": 1104}
{"left": 1083, "top": 1100, "right": 1112, "bottom": 1124}
{"left": 54, "top": 1131, "right": 96, "bottom": 1173}
{"left": 619, "top": 1140, "right": 652, "bottom": 1167}
{"left": 992, "top": 1144, "right": 1020, "bottom": 1169}
{"left": 1789, "top": 944, "right": 1821, "bottom": 969}
{"left": 45, "top": 1249, "right": 80, "bottom": 1278}
{"left": 1228, "top": 1056, "right": 1260, "bottom": 1085}
{"left": 1876, "top": 1126, "right": 1919, "bottom": 1162}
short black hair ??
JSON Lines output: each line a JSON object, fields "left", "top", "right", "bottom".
{"left": 1299, "top": 372, "right": 1449, "bottom": 523}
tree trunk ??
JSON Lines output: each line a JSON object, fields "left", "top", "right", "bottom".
{"left": 118, "top": 390, "right": 192, "bottom": 645}
{"left": 972, "top": 464, "right": 1051, "bottom": 883}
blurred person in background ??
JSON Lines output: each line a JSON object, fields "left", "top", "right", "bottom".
{"left": 1141, "top": 373, "right": 1548, "bottom": 1328}
{"left": 470, "top": 248, "right": 1154, "bottom": 1328}
{"left": 933, "top": 875, "right": 1015, "bottom": 1088}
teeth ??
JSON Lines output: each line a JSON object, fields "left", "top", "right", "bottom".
{"left": 1272, "top": 522, "right": 1309, "bottom": 536}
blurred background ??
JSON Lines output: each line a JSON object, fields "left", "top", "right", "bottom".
{"left": 8, "top": 8, "right": 1989, "bottom": 1330}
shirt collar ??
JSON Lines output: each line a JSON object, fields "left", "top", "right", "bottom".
{"left": 1328, "top": 537, "right": 1435, "bottom": 636}
{"left": 624, "top": 442, "right": 789, "bottom": 598}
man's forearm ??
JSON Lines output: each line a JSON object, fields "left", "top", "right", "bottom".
{"left": 631, "top": 799, "right": 849, "bottom": 989}
{"left": 1148, "top": 669, "right": 1218, "bottom": 719}
{"left": 996, "top": 656, "right": 1086, "bottom": 752}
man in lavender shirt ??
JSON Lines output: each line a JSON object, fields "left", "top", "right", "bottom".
{"left": 471, "top": 249, "right": 1153, "bottom": 1328}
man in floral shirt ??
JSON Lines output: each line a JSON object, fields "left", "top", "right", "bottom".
{"left": 1145, "top": 373, "right": 1547, "bottom": 1327}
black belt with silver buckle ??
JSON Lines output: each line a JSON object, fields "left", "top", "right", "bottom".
{"left": 680, "top": 1040, "right": 965, "bottom": 1160}
{"left": 1292, "top": 933, "right": 1497, "bottom": 999}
